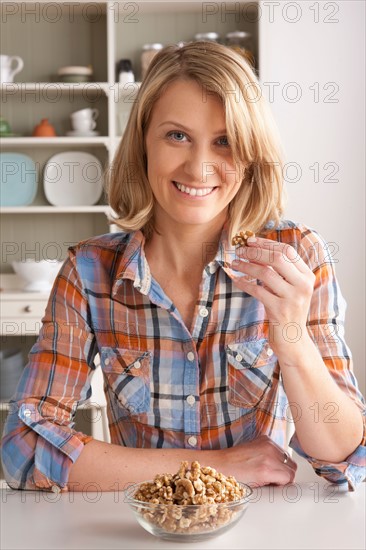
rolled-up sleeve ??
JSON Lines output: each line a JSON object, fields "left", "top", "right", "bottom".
{"left": 289, "top": 226, "right": 366, "bottom": 491}
{"left": 1, "top": 248, "right": 97, "bottom": 491}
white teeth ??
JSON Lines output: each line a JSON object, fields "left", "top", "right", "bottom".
{"left": 174, "top": 181, "right": 215, "bottom": 196}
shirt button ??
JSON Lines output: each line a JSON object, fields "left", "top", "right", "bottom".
{"left": 235, "top": 353, "right": 243, "bottom": 362}
{"left": 267, "top": 348, "right": 274, "bottom": 357}
{"left": 24, "top": 409, "right": 31, "bottom": 418}
{"left": 187, "top": 352, "right": 195, "bottom": 361}
{"left": 199, "top": 307, "right": 209, "bottom": 318}
{"left": 188, "top": 436, "right": 197, "bottom": 447}
{"left": 209, "top": 263, "right": 216, "bottom": 274}
{"left": 133, "top": 360, "right": 141, "bottom": 369}
{"left": 186, "top": 395, "right": 195, "bottom": 406}
{"left": 104, "top": 358, "right": 110, "bottom": 366}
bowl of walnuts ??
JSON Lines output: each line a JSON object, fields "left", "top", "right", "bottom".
{"left": 124, "top": 460, "right": 253, "bottom": 542}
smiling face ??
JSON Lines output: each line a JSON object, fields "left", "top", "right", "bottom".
{"left": 144, "top": 79, "right": 244, "bottom": 234}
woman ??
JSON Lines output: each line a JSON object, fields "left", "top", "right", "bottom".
{"left": 1, "top": 42, "right": 365, "bottom": 493}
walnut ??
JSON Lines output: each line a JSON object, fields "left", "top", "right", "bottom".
{"left": 174, "top": 479, "right": 195, "bottom": 503}
{"left": 179, "top": 517, "right": 192, "bottom": 529}
{"left": 231, "top": 230, "right": 255, "bottom": 247}
{"left": 170, "top": 506, "right": 183, "bottom": 520}
{"left": 178, "top": 460, "right": 189, "bottom": 479}
{"left": 191, "top": 460, "right": 201, "bottom": 480}
{"left": 193, "top": 479, "right": 204, "bottom": 493}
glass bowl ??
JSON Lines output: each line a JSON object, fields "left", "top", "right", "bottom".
{"left": 124, "top": 481, "right": 253, "bottom": 542}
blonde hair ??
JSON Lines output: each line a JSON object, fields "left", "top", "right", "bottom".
{"left": 107, "top": 41, "right": 286, "bottom": 242}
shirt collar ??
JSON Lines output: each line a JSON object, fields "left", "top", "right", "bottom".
{"left": 112, "top": 230, "right": 151, "bottom": 296}
{"left": 205, "top": 220, "right": 238, "bottom": 276}
{"left": 112, "top": 221, "right": 238, "bottom": 297}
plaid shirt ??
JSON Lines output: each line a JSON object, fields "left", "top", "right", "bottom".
{"left": 1, "top": 219, "right": 365, "bottom": 491}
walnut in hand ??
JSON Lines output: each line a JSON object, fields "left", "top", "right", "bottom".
{"left": 231, "top": 230, "right": 255, "bottom": 247}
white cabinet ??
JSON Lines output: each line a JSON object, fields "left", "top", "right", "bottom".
{"left": 0, "top": 275, "right": 110, "bottom": 446}
{"left": 1, "top": 291, "right": 48, "bottom": 331}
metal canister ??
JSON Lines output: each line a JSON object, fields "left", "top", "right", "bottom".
{"left": 225, "top": 31, "right": 255, "bottom": 65}
{"left": 141, "top": 43, "right": 164, "bottom": 80}
{"left": 194, "top": 32, "right": 220, "bottom": 43}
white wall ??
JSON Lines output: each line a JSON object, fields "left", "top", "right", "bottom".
{"left": 259, "top": 0, "right": 365, "bottom": 393}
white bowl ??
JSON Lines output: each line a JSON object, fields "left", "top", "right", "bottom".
{"left": 12, "top": 259, "right": 62, "bottom": 292}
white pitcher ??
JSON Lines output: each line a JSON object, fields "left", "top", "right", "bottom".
{"left": 0, "top": 55, "right": 24, "bottom": 83}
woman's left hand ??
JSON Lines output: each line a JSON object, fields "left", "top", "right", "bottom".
{"left": 230, "top": 236, "right": 316, "bottom": 355}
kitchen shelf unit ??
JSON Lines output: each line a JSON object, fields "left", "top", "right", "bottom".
{"left": 0, "top": 0, "right": 260, "bottom": 267}
{"left": 0, "top": 1, "right": 260, "bottom": 478}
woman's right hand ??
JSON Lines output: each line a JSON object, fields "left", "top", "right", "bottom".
{"left": 211, "top": 435, "right": 297, "bottom": 487}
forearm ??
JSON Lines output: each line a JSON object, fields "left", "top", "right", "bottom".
{"left": 67, "top": 439, "right": 214, "bottom": 491}
{"left": 279, "top": 333, "right": 364, "bottom": 462}
{"left": 66, "top": 436, "right": 297, "bottom": 492}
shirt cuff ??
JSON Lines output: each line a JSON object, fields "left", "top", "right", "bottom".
{"left": 289, "top": 426, "right": 366, "bottom": 492}
{"left": 18, "top": 402, "right": 93, "bottom": 491}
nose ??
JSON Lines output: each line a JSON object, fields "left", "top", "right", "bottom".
{"left": 182, "top": 143, "right": 219, "bottom": 185}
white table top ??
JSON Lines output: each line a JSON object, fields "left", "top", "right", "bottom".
{"left": 1, "top": 456, "right": 365, "bottom": 550}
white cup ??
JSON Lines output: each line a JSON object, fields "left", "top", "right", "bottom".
{"left": 72, "top": 118, "right": 97, "bottom": 132}
{"left": 71, "top": 108, "right": 99, "bottom": 121}
{"left": 0, "top": 55, "right": 24, "bottom": 83}
{"left": 70, "top": 108, "right": 99, "bottom": 132}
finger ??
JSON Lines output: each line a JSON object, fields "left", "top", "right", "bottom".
{"left": 271, "top": 471, "right": 297, "bottom": 486}
{"left": 284, "top": 458, "right": 298, "bottom": 473}
{"left": 235, "top": 245, "right": 306, "bottom": 287}
{"left": 267, "top": 439, "right": 297, "bottom": 471}
{"left": 231, "top": 274, "right": 278, "bottom": 308}
{"left": 262, "top": 467, "right": 297, "bottom": 487}
{"left": 231, "top": 260, "right": 289, "bottom": 297}
{"left": 274, "top": 460, "right": 297, "bottom": 482}
{"left": 279, "top": 453, "right": 297, "bottom": 475}
{"left": 246, "top": 237, "right": 310, "bottom": 275}
{"left": 242, "top": 236, "right": 309, "bottom": 273}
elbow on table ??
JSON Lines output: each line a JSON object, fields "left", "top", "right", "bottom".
{"left": 1, "top": 427, "right": 37, "bottom": 490}
{"left": 1, "top": 405, "right": 49, "bottom": 491}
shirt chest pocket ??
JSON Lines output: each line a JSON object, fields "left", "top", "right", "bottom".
{"left": 226, "top": 339, "right": 277, "bottom": 409}
{"left": 100, "top": 347, "right": 152, "bottom": 415}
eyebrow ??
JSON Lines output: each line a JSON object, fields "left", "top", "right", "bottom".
{"left": 158, "top": 121, "right": 227, "bottom": 135}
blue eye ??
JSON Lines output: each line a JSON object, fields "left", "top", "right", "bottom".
{"left": 217, "top": 136, "right": 229, "bottom": 147}
{"left": 167, "top": 131, "right": 187, "bottom": 142}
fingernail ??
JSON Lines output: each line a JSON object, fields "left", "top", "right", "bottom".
{"left": 246, "top": 236, "right": 257, "bottom": 244}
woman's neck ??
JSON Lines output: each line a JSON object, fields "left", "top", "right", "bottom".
{"left": 144, "top": 221, "right": 224, "bottom": 278}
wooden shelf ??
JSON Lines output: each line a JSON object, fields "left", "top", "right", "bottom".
{"left": 0, "top": 82, "right": 110, "bottom": 94}
{"left": 0, "top": 137, "right": 110, "bottom": 147}
{"left": 112, "top": 0, "right": 236, "bottom": 14}
{"left": 0, "top": 205, "right": 111, "bottom": 214}
{"left": 0, "top": 82, "right": 141, "bottom": 99}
